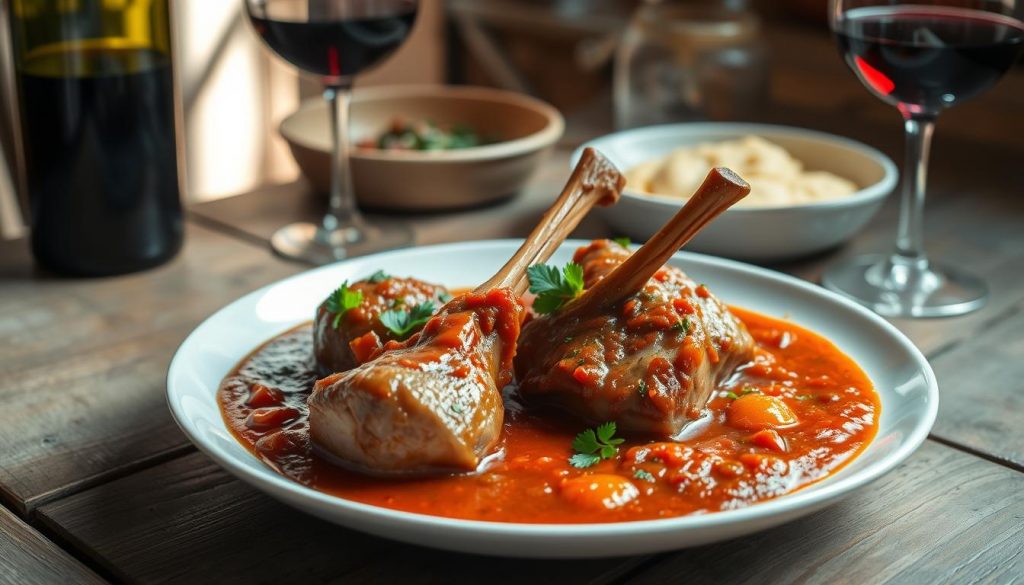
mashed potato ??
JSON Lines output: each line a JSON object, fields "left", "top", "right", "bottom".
{"left": 625, "top": 136, "right": 857, "bottom": 207}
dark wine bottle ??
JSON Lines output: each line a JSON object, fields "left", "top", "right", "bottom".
{"left": 8, "top": 0, "right": 183, "bottom": 276}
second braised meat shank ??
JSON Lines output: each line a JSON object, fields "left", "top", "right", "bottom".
{"left": 516, "top": 240, "right": 755, "bottom": 436}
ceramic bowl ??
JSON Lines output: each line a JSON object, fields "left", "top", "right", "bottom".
{"left": 281, "top": 85, "right": 564, "bottom": 211}
{"left": 575, "top": 123, "right": 899, "bottom": 261}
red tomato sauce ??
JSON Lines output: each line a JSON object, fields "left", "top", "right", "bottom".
{"left": 218, "top": 306, "right": 879, "bottom": 523}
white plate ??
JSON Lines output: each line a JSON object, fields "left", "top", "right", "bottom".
{"left": 167, "top": 240, "right": 936, "bottom": 558}
{"left": 575, "top": 123, "right": 899, "bottom": 261}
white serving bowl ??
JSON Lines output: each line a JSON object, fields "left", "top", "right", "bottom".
{"left": 281, "top": 85, "right": 564, "bottom": 211}
{"left": 167, "top": 240, "right": 936, "bottom": 558}
{"left": 575, "top": 123, "right": 899, "bottom": 261}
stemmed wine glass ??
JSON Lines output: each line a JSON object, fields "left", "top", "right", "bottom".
{"left": 825, "top": 0, "right": 1023, "bottom": 317}
{"left": 244, "top": 0, "right": 419, "bottom": 263}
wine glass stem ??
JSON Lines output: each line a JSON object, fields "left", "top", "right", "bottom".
{"left": 893, "top": 114, "right": 936, "bottom": 265}
{"left": 323, "top": 83, "right": 363, "bottom": 234}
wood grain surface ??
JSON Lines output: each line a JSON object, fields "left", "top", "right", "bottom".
{"left": 930, "top": 307, "right": 1024, "bottom": 471}
{"left": 0, "top": 505, "right": 105, "bottom": 585}
{"left": 0, "top": 224, "right": 302, "bottom": 513}
{"left": 190, "top": 149, "right": 610, "bottom": 252}
{"left": 36, "top": 452, "right": 644, "bottom": 585}
{"left": 36, "top": 442, "right": 1024, "bottom": 585}
{"left": 626, "top": 441, "right": 1024, "bottom": 585}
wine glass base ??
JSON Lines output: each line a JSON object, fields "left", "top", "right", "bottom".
{"left": 271, "top": 222, "right": 414, "bottom": 265}
{"left": 822, "top": 254, "right": 988, "bottom": 318}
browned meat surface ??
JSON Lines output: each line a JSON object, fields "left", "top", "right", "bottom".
{"left": 512, "top": 168, "right": 752, "bottom": 437}
{"left": 306, "top": 148, "right": 625, "bottom": 474}
{"left": 314, "top": 275, "right": 449, "bottom": 373}
{"left": 516, "top": 240, "right": 755, "bottom": 436}
{"left": 310, "top": 289, "right": 523, "bottom": 473}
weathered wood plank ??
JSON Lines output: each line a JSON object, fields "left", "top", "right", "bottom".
{"left": 37, "top": 442, "right": 1024, "bottom": 585}
{"left": 929, "top": 306, "right": 1024, "bottom": 470}
{"left": 624, "top": 441, "right": 1024, "bottom": 585}
{"left": 0, "top": 225, "right": 302, "bottom": 513}
{"left": 0, "top": 504, "right": 106, "bottom": 585}
{"left": 189, "top": 148, "right": 610, "bottom": 251}
{"left": 37, "top": 452, "right": 643, "bottom": 585}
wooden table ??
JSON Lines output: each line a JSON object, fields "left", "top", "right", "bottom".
{"left": 2, "top": 24, "right": 1024, "bottom": 585}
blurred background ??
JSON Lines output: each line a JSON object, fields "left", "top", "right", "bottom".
{"left": 1, "top": 0, "right": 1020, "bottom": 239}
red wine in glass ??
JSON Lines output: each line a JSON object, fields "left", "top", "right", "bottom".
{"left": 835, "top": 6, "right": 1024, "bottom": 115}
{"left": 825, "top": 0, "right": 1023, "bottom": 318}
{"left": 244, "top": 0, "right": 419, "bottom": 263}
{"left": 250, "top": 0, "right": 417, "bottom": 79}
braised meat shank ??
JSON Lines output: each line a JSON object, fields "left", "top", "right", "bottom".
{"left": 516, "top": 239, "right": 755, "bottom": 436}
{"left": 311, "top": 289, "right": 523, "bottom": 472}
{"left": 307, "top": 148, "right": 625, "bottom": 473}
{"left": 314, "top": 276, "right": 448, "bottom": 373}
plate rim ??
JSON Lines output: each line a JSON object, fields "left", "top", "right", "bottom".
{"left": 166, "top": 239, "right": 938, "bottom": 539}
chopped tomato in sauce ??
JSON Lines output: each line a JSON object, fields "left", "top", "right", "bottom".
{"left": 218, "top": 306, "right": 879, "bottom": 523}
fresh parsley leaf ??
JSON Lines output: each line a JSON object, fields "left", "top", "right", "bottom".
{"left": 379, "top": 301, "right": 436, "bottom": 340}
{"left": 670, "top": 317, "right": 691, "bottom": 335}
{"left": 613, "top": 236, "right": 631, "bottom": 248}
{"left": 324, "top": 282, "right": 364, "bottom": 329}
{"left": 725, "top": 387, "right": 761, "bottom": 400}
{"left": 634, "top": 469, "right": 656, "bottom": 482}
{"left": 572, "top": 428, "right": 599, "bottom": 454}
{"left": 569, "top": 453, "right": 601, "bottom": 468}
{"left": 569, "top": 422, "right": 624, "bottom": 467}
{"left": 527, "top": 263, "right": 562, "bottom": 292}
{"left": 564, "top": 262, "right": 584, "bottom": 290}
{"left": 597, "top": 421, "right": 624, "bottom": 445}
{"left": 527, "top": 262, "right": 585, "bottom": 314}
{"left": 367, "top": 270, "right": 390, "bottom": 283}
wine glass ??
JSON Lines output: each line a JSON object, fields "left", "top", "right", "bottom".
{"left": 825, "top": 0, "right": 1023, "bottom": 317}
{"left": 244, "top": 0, "right": 418, "bottom": 263}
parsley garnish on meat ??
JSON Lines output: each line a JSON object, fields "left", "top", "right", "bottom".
{"left": 569, "top": 422, "right": 625, "bottom": 468}
{"left": 670, "top": 317, "right": 691, "bottom": 335}
{"left": 527, "top": 262, "right": 585, "bottom": 314}
{"left": 379, "top": 301, "right": 435, "bottom": 340}
{"left": 367, "top": 270, "right": 390, "bottom": 283}
{"left": 634, "top": 469, "right": 656, "bottom": 483}
{"left": 725, "top": 386, "right": 761, "bottom": 400}
{"left": 325, "top": 282, "right": 364, "bottom": 329}
{"left": 613, "top": 236, "right": 631, "bottom": 248}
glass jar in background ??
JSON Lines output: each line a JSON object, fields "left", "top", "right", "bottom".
{"left": 614, "top": 0, "right": 769, "bottom": 129}
{"left": 7, "top": 0, "right": 183, "bottom": 276}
